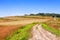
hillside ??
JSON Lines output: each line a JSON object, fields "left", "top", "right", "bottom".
{"left": 0, "top": 16, "right": 60, "bottom": 40}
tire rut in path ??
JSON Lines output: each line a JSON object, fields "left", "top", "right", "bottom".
{"left": 29, "top": 24, "right": 59, "bottom": 40}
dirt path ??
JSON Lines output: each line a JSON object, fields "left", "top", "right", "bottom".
{"left": 29, "top": 24, "right": 59, "bottom": 40}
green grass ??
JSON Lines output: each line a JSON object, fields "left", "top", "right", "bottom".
{"left": 6, "top": 23, "right": 36, "bottom": 40}
{"left": 0, "top": 18, "right": 5, "bottom": 20}
{"left": 41, "top": 23, "right": 60, "bottom": 36}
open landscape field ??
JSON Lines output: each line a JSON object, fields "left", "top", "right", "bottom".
{"left": 0, "top": 16, "right": 60, "bottom": 40}
{"left": 0, "top": 0, "right": 60, "bottom": 40}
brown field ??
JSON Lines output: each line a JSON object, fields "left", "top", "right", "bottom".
{"left": 0, "top": 16, "right": 60, "bottom": 40}
{"left": 0, "top": 16, "right": 51, "bottom": 40}
{"left": 45, "top": 18, "right": 60, "bottom": 30}
{"left": 0, "top": 25, "right": 21, "bottom": 40}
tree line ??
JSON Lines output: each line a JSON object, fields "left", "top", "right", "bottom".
{"left": 28, "top": 13, "right": 60, "bottom": 17}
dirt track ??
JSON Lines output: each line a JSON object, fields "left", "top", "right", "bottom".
{"left": 29, "top": 24, "right": 60, "bottom": 40}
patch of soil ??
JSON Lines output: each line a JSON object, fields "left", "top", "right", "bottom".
{"left": 0, "top": 25, "right": 23, "bottom": 40}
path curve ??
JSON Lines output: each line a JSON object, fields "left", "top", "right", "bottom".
{"left": 29, "top": 24, "right": 59, "bottom": 40}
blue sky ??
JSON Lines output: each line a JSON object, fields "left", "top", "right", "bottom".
{"left": 0, "top": 0, "right": 60, "bottom": 17}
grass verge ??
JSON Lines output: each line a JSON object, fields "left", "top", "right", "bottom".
{"left": 41, "top": 23, "right": 60, "bottom": 36}
{"left": 6, "top": 22, "right": 37, "bottom": 40}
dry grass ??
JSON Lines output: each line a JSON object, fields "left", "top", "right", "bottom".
{"left": 44, "top": 18, "right": 60, "bottom": 30}
{"left": 0, "top": 16, "right": 53, "bottom": 40}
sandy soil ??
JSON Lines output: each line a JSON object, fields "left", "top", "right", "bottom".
{"left": 29, "top": 24, "right": 60, "bottom": 40}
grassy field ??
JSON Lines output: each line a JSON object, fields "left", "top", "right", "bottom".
{"left": 41, "top": 18, "right": 60, "bottom": 36}
{"left": 6, "top": 23, "right": 37, "bottom": 40}
{"left": 0, "top": 16, "right": 51, "bottom": 22}
{"left": 41, "top": 23, "right": 60, "bottom": 36}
